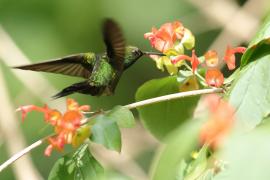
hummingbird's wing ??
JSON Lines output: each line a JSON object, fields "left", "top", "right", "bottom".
{"left": 13, "top": 54, "right": 93, "bottom": 78}
{"left": 102, "top": 19, "right": 126, "bottom": 70}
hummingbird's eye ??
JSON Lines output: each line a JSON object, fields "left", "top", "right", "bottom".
{"left": 133, "top": 49, "right": 141, "bottom": 55}
{"left": 131, "top": 48, "right": 142, "bottom": 58}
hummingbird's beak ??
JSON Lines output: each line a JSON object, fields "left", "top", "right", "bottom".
{"left": 143, "top": 51, "right": 166, "bottom": 56}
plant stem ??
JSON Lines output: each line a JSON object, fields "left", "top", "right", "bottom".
{"left": 0, "top": 139, "right": 44, "bottom": 172}
{"left": 125, "top": 88, "right": 223, "bottom": 109}
{"left": 0, "top": 88, "right": 223, "bottom": 172}
{"left": 184, "top": 63, "right": 207, "bottom": 86}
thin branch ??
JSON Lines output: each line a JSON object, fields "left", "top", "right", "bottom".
{"left": 0, "top": 67, "right": 42, "bottom": 179}
{"left": 125, "top": 88, "right": 223, "bottom": 109}
{"left": 0, "top": 88, "right": 223, "bottom": 172}
{"left": 0, "top": 139, "right": 44, "bottom": 172}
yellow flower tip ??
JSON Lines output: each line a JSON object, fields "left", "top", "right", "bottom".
{"left": 155, "top": 58, "right": 165, "bottom": 71}
{"left": 72, "top": 125, "right": 91, "bottom": 148}
{"left": 166, "top": 64, "right": 178, "bottom": 75}
{"left": 179, "top": 76, "right": 199, "bottom": 92}
{"left": 173, "top": 42, "right": 185, "bottom": 54}
{"left": 191, "top": 151, "right": 199, "bottom": 159}
{"left": 205, "top": 50, "right": 219, "bottom": 68}
{"left": 66, "top": 98, "right": 79, "bottom": 111}
{"left": 162, "top": 56, "right": 178, "bottom": 75}
{"left": 182, "top": 28, "right": 195, "bottom": 50}
{"left": 165, "top": 48, "right": 183, "bottom": 56}
{"left": 163, "top": 56, "right": 172, "bottom": 65}
{"left": 152, "top": 56, "right": 179, "bottom": 75}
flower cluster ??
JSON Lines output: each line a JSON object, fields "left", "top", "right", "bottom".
{"left": 144, "top": 21, "right": 246, "bottom": 88}
{"left": 202, "top": 47, "right": 246, "bottom": 87}
{"left": 199, "top": 94, "right": 235, "bottom": 149}
{"left": 144, "top": 21, "right": 195, "bottom": 75}
{"left": 17, "top": 99, "right": 91, "bottom": 156}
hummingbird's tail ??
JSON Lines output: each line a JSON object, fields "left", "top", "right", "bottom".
{"left": 52, "top": 81, "right": 90, "bottom": 99}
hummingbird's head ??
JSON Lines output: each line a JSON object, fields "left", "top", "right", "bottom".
{"left": 123, "top": 46, "right": 143, "bottom": 69}
{"left": 129, "top": 46, "right": 144, "bottom": 60}
{"left": 123, "top": 46, "right": 165, "bottom": 70}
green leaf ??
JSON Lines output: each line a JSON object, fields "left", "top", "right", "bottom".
{"left": 185, "top": 145, "right": 208, "bottom": 180}
{"left": 241, "top": 14, "right": 270, "bottom": 67}
{"left": 198, "top": 169, "right": 215, "bottom": 180}
{"left": 48, "top": 144, "right": 103, "bottom": 180}
{"left": 229, "top": 55, "right": 270, "bottom": 130}
{"left": 151, "top": 120, "right": 202, "bottom": 180}
{"left": 91, "top": 115, "right": 121, "bottom": 152}
{"left": 135, "top": 76, "right": 199, "bottom": 139}
{"left": 214, "top": 127, "right": 270, "bottom": 180}
{"left": 176, "top": 160, "right": 188, "bottom": 180}
{"left": 177, "top": 70, "right": 193, "bottom": 83}
{"left": 107, "top": 106, "right": 135, "bottom": 128}
{"left": 103, "top": 170, "right": 131, "bottom": 180}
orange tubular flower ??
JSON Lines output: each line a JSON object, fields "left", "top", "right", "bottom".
{"left": 17, "top": 98, "right": 91, "bottom": 156}
{"left": 45, "top": 134, "right": 66, "bottom": 156}
{"left": 224, "top": 46, "right": 246, "bottom": 70}
{"left": 200, "top": 94, "right": 235, "bottom": 149}
{"left": 16, "top": 105, "right": 49, "bottom": 122}
{"left": 171, "top": 50, "right": 199, "bottom": 72}
{"left": 205, "top": 69, "right": 224, "bottom": 88}
{"left": 204, "top": 50, "right": 219, "bottom": 68}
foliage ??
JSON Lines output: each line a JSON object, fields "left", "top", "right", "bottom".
{"left": 5, "top": 11, "right": 270, "bottom": 180}
{"left": 240, "top": 14, "right": 270, "bottom": 67}
{"left": 229, "top": 55, "right": 270, "bottom": 130}
{"left": 147, "top": 14, "right": 270, "bottom": 180}
{"left": 136, "top": 76, "right": 199, "bottom": 139}
{"left": 91, "top": 114, "right": 122, "bottom": 152}
{"left": 48, "top": 144, "right": 103, "bottom": 180}
{"left": 151, "top": 120, "right": 202, "bottom": 180}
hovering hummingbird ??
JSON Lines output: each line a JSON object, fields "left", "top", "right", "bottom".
{"left": 13, "top": 19, "right": 163, "bottom": 99}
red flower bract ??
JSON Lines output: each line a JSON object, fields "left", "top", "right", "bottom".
{"left": 16, "top": 105, "right": 49, "bottom": 122}
{"left": 17, "top": 98, "right": 90, "bottom": 156}
{"left": 205, "top": 69, "right": 224, "bottom": 88}
{"left": 171, "top": 50, "right": 199, "bottom": 72}
{"left": 224, "top": 45, "right": 246, "bottom": 70}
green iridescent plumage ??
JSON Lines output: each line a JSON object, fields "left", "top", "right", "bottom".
{"left": 13, "top": 19, "right": 163, "bottom": 98}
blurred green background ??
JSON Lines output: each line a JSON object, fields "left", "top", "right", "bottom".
{"left": 0, "top": 0, "right": 259, "bottom": 179}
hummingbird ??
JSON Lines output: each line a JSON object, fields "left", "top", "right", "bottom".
{"left": 13, "top": 19, "right": 163, "bottom": 99}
